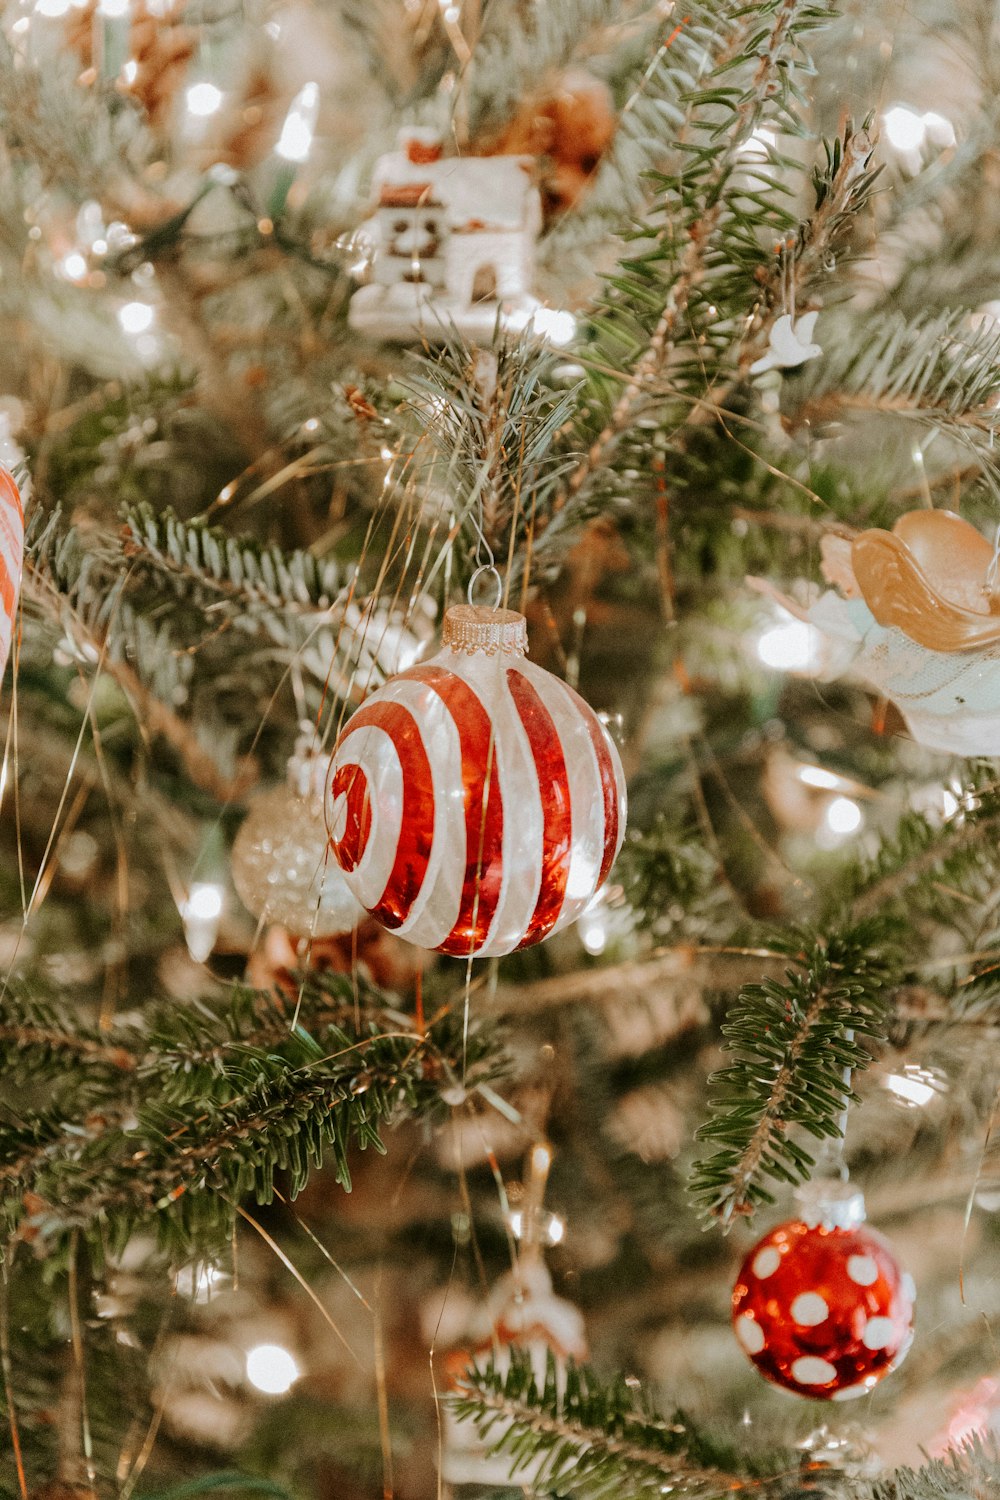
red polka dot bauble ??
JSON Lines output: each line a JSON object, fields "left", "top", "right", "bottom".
{"left": 732, "top": 1185, "right": 914, "bottom": 1401}
{"left": 326, "top": 603, "right": 626, "bottom": 958}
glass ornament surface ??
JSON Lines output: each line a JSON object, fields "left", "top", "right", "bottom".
{"left": 232, "top": 783, "right": 362, "bottom": 939}
{"left": 732, "top": 1192, "right": 914, "bottom": 1401}
{"left": 325, "top": 604, "right": 627, "bottom": 958}
{"left": 0, "top": 466, "right": 24, "bottom": 682}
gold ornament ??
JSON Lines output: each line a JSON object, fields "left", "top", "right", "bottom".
{"left": 850, "top": 508, "right": 1000, "bottom": 651}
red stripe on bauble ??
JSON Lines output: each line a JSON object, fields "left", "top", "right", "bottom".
{"left": 0, "top": 470, "right": 23, "bottom": 523}
{"left": 333, "top": 701, "right": 435, "bottom": 928}
{"left": 329, "top": 763, "right": 372, "bottom": 871}
{"left": 400, "top": 665, "right": 504, "bottom": 956}
{"left": 506, "top": 668, "right": 571, "bottom": 947}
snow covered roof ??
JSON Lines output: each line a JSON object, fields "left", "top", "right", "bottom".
{"left": 371, "top": 152, "right": 538, "bottom": 232}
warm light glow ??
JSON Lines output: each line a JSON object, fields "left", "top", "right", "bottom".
{"left": 756, "top": 615, "right": 824, "bottom": 673}
{"left": 883, "top": 105, "right": 925, "bottom": 152}
{"left": 61, "top": 252, "right": 88, "bottom": 281}
{"left": 98, "top": 0, "right": 130, "bottom": 15}
{"left": 508, "top": 1207, "right": 565, "bottom": 1247}
{"left": 739, "top": 125, "right": 777, "bottom": 159}
{"left": 118, "top": 301, "right": 154, "bottom": 335}
{"left": 798, "top": 764, "right": 843, "bottom": 791}
{"left": 275, "top": 82, "right": 319, "bottom": 164}
{"left": 183, "top": 882, "right": 224, "bottom": 921}
{"left": 531, "top": 1142, "right": 552, "bottom": 1177}
{"left": 941, "top": 788, "right": 959, "bottom": 819}
{"left": 885, "top": 1070, "right": 937, "bottom": 1108}
{"left": 186, "top": 82, "right": 224, "bottom": 117}
{"left": 580, "top": 910, "right": 607, "bottom": 955}
{"left": 824, "top": 795, "right": 863, "bottom": 836}
{"left": 883, "top": 105, "right": 955, "bottom": 158}
{"left": 246, "top": 1343, "right": 300, "bottom": 1394}
{"left": 179, "top": 880, "right": 225, "bottom": 963}
{"left": 121, "top": 58, "right": 138, "bottom": 84}
{"left": 175, "top": 1263, "right": 228, "bottom": 1301}
{"left": 529, "top": 307, "right": 577, "bottom": 347}
{"left": 34, "top": 0, "right": 72, "bottom": 15}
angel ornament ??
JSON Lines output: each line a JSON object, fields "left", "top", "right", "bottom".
{"left": 751, "top": 508, "right": 1000, "bottom": 756}
{"left": 749, "top": 310, "right": 823, "bottom": 375}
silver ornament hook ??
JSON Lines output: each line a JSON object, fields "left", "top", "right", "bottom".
{"left": 467, "top": 564, "right": 504, "bottom": 610}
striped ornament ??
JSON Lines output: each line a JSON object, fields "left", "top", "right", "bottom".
{"left": 0, "top": 467, "right": 23, "bottom": 681}
{"left": 326, "top": 605, "right": 626, "bottom": 958}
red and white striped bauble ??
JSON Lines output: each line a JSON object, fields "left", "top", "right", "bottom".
{"left": 325, "top": 604, "right": 626, "bottom": 958}
{"left": 0, "top": 467, "right": 23, "bottom": 680}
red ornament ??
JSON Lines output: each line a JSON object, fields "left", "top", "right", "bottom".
{"left": 327, "top": 604, "right": 626, "bottom": 958}
{"left": 732, "top": 1186, "right": 914, "bottom": 1401}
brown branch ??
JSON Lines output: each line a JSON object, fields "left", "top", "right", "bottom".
{"left": 487, "top": 947, "right": 786, "bottom": 1016}
{"left": 0, "top": 1025, "right": 134, "bottom": 1070}
{"left": 850, "top": 811, "right": 1000, "bottom": 921}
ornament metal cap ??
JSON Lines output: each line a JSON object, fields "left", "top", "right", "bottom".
{"left": 794, "top": 1177, "right": 867, "bottom": 1231}
{"left": 442, "top": 604, "right": 528, "bottom": 657}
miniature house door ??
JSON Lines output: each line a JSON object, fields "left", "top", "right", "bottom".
{"left": 471, "top": 265, "right": 498, "bottom": 302}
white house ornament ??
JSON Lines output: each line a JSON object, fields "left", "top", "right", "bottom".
{"left": 750, "top": 509, "right": 1000, "bottom": 756}
{"left": 441, "top": 1257, "right": 587, "bottom": 1489}
{"left": 233, "top": 731, "right": 363, "bottom": 939}
{"left": 749, "top": 311, "right": 822, "bottom": 375}
{"left": 732, "top": 1181, "right": 914, "bottom": 1401}
{"left": 347, "top": 128, "right": 550, "bottom": 344}
{"left": 325, "top": 603, "right": 627, "bottom": 958}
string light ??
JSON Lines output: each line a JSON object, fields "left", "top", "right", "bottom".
{"left": 245, "top": 1343, "right": 300, "bottom": 1395}
{"left": 884, "top": 1066, "right": 944, "bottom": 1109}
{"left": 756, "top": 614, "right": 825, "bottom": 673}
{"left": 797, "top": 764, "right": 844, "bottom": 791}
{"left": 528, "top": 307, "right": 577, "bottom": 347}
{"left": 33, "top": 0, "right": 72, "bottom": 14}
{"left": 822, "top": 795, "right": 863, "bottom": 837}
{"left": 186, "top": 82, "right": 224, "bottom": 117}
{"left": 275, "top": 82, "right": 320, "bottom": 164}
{"left": 179, "top": 881, "right": 224, "bottom": 963}
{"left": 882, "top": 106, "right": 955, "bottom": 173}
{"left": 739, "top": 125, "right": 777, "bottom": 159}
{"left": 508, "top": 1207, "right": 566, "bottom": 1246}
{"left": 60, "top": 252, "right": 88, "bottom": 282}
{"left": 175, "top": 1263, "right": 228, "bottom": 1301}
{"left": 118, "top": 301, "right": 154, "bottom": 334}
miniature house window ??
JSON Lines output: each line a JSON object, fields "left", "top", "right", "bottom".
{"left": 472, "top": 265, "right": 498, "bottom": 303}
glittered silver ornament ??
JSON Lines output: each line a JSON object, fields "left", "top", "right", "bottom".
{"left": 232, "top": 731, "right": 362, "bottom": 938}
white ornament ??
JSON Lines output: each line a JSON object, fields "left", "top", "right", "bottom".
{"left": 441, "top": 1258, "right": 587, "bottom": 1488}
{"left": 348, "top": 130, "right": 564, "bottom": 345}
{"left": 749, "top": 311, "right": 822, "bottom": 375}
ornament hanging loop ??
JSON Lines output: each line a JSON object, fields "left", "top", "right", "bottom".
{"left": 467, "top": 563, "right": 504, "bottom": 611}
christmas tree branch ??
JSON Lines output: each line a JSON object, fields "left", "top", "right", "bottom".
{"left": 452, "top": 1350, "right": 771, "bottom": 1497}
{"left": 689, "top": 923, "right": 898, "bottom": 1224}
{"left": 0, "top": 973, "right": 502, "bottom": 1252}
